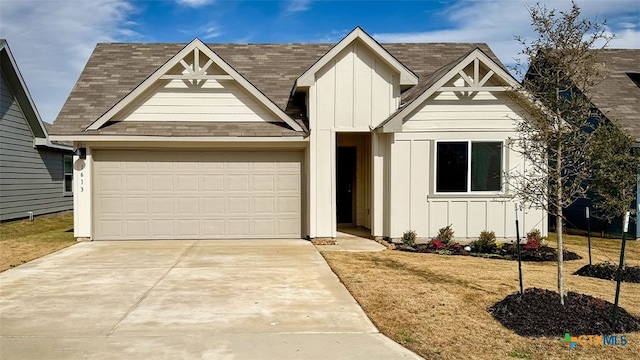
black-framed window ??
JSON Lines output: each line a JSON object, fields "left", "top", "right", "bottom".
{"left": 64, "top": 155, "right": 73, "bottom": 195}
{"left": 436, "top": 141, "right": 503, "bottom": 193}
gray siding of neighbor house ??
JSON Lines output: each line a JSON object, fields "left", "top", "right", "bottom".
{"left": 0, "top": 73, "right": 72, "bottom": 221}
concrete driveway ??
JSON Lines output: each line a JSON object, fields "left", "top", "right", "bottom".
{"left": 0, "top": 240, "right": 420, "bottom": 359}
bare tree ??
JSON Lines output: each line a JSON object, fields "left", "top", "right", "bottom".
{"left": 508, "top": 2, "right": 613, "bottom": 305}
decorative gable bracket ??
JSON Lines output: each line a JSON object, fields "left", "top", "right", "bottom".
{"left": 379, "top": 48, "right": 520, "bottom": 133}
{"left": 86, "top": 38, "right": 303, "bottom": 132}
{"left": 439, "top": 58, "right": 508, "bottom": 92}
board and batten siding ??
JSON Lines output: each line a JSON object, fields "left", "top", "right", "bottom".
{"left": 114, "top": 79, "right": 280, "bottom": 122}
{"left": 0, "top": 74, "right": 72, "bottom": 221}
{"left": 313, "top": 40, "right": 400, "bottom": 131}
{"left": 307, "top": 40, "right": 401, "bottom": 238}
{"left": 385, "top": 90, "right": 547, "bottom": 240}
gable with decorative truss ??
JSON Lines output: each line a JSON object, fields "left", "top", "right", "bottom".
{"left": 381, "top": 48, "right": 520, "bottom": 133}
{"left": 87, "top": 39, "right": 303, "bottom": 132}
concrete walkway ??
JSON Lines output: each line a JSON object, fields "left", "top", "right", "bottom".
{"left": 0, "top": 240, "right": 420, "bottom": 359}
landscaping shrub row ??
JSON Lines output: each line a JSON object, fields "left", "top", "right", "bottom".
{"left": 396, "top": 225, "right": 581, "bottom": 262}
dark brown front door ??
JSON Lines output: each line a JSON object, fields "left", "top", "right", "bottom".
{"left": 337, "top": 147, "right": 356, "bottom": 225}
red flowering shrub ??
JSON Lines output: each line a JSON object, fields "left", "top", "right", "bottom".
{"left": 523, "top": 238, "right": 540, "bottom": 251}
{"left": 430, "top": 239, "right": 445, "bottom": 250}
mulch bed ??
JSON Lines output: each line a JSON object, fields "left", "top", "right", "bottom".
{"left": 574, "top": 263, "right": 640, "bottom": 283}
{"left": 396, "top": 243, "right": 582, "bottom": 262}
{"left": 488, "top": 288, "right": 640, "bottom": 337}
{"left": 501, "top": 243, "right": 582, "bottom": 262}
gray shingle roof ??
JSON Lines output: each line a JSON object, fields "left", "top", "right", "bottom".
{"left": 586, "top": 49, "right": 640, "bottom": 140}
{"left": 94, "top": 121, "right": 303, "bottom": 137}
{"left": 51, "top": 42, "right": 501, "bottom": 137}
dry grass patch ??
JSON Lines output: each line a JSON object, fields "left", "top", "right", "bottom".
{"left": 321, "top": 233, "right": 640, "bottom": 359}
{"left": 0, "top": 212, "right": 76, "bottom": 272}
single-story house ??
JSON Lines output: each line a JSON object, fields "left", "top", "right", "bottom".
{"left": 49, "top": 27, "right": 547, "bottom": 241}
{"left": 0, "top": 39, "right": 73, "bottom": 222}
{"left": 562, "top": 49, "right": 640, "bottom": 239}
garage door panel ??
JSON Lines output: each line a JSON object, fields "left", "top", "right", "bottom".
{"left": 278, "top": 196, "right": 299, "bottom": 213}
{"left": 96, "top": 197, "right": 122, "bottom": 215}
{"left": 227, "top": 175, "right": 250, "bottom": 191}
{"left": 151, "top": 175, "right": 173, "bottom": 191}
{"left": 252, "top": 174, "right": 275, "bottom": 191}
{"left": 125, "top": 197, "right": 148, "bottom": 215}
{"left": 176, "top": 197, "right": 200, "bottom": 215}
{"left": 278, "top": 218, "right": 300, "bottom": 236}
{"left": 177, "top": 219, "right": 200, "bottom": 237}
{"left": 151, "top": 220, "right": 175, "bottom": 237}
{"left": 278, "top": 174, "right": 300, "bottom": 191}
{"left": 253, "top": 219, "right": 275, "bottom": 236}
{"left": 125, "top": 174, "right": 148, "bottom": 191}
{"left": 125, "top": 220, "right": 149, "bottom": 238}
{"left": 252, "top": 196, "right": 275, "bottom": 213}
{"left": 228, "top": 219, "right": 250, "bottom": 236}
{"left": 227, "top": 196, "right": 250, "bottom": 214}
{"left": 202, "top": 219, "right": 225, "bottom": 236}
{"left": 176, "top": 175, "right": 199, "bottom": 192}
{"left": 94, "top": 150, "right": 302, "bottom": 240}
{"left": 98, "top": 220, "right": 123, "bottom": 238}
{"left": 151, "top": 197, "right": 174, "bottom": 215}
{"left": 99, "top": 175, "right": 122, "bottom": 192}
{"left": 202, "top": 175, "right": 224, "bottom": 191}
{"left": 202, "top": 196, "right": 225, "bottom": 214}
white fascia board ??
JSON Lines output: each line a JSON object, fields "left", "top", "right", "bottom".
{"left": 296, "top": 27, "right": 418, "bottom": 88}
{"left": 33, "top": 137, "right": 73, "bottom": 151}
{"left": 49, "top": 135, "right": 309, "bottom": 143}
{"left": 86, "top": 38, "right": 303, "bottom": 132}
{"left": 382, "top": 49, "right": 520, "bottom": 133}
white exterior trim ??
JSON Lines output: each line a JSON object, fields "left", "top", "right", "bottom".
{"left": 86, "top": 38, "right": 303, "bottom": 132}
{"left": 295, "top": 27, "right": 418, "bottom": 88}
{"left": 50, "top": 135, "right": 308, "bottom": 143}
{"left": 381, "top": 48, "right": 520, "bottom": 133}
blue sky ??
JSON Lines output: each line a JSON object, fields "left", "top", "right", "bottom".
{"left": 1, "top": 0, "right": 639, "bottom": 123}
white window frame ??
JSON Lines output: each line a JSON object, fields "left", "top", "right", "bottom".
{"left": 63, "top": 155, "right": 73, "bottom": 196}
{"left": 433, "top": 139, "right": 505, "bottom": 195}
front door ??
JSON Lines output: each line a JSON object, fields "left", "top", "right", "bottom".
{"left": 337, "top": 147, "right": 356, "bottom": 225}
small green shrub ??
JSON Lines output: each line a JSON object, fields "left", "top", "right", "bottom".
{"left": 436, "top": 224, "right": 455, "bottom": 244}
{"left": 526, "top": 228, "right": 545, "bottom": 241}
{"left": 402, "top": 230, "right": 417, "bottom": 247}
{"left": 471, "top": 230, "right": 497, "bottom": 254}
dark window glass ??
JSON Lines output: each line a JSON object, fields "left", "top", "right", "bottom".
{"left": 471, "top": 142, "right": 502, "bottom": 191}
{"left": 436, "top": 142, "right": 468, "bottom": 192}
{"left": 64, "top": 156, "right": 73, "bottom": 173}
{"left": 64, "top": 174, "right": 73, "bottom": 193}
{"left": 64, "top": 155, "right": 73, "bottom": 194}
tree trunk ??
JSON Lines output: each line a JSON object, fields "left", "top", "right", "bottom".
{"left": 556, "top": 141, "right": 565, "bottom": 306}
{"left": 555, "top": 72, "right": 565, "bottom": 306}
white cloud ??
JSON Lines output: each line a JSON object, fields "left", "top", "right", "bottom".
{"left": 285, "top": 0, "right": 311, "bottom": 16}
{"left": 180, "top": 23, "right": 224, "bottom": 40}
{"left": 0, "top": 0, "right": 138, "bottom": 123}
{"left": 373, "top": 0, "right": 640, "bottom": 76}
{"left": 176, "top": 0, "right": 214, "bottom": 7}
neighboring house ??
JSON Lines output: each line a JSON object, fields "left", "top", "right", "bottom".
{"left": 50, "top": 27, "right": 546, "bottom": 241}
{"left": 562, "top": 49, "right": 640, "bottom": 238}
{"left": 0, "top": 40, "right": 73, "bottom": 222}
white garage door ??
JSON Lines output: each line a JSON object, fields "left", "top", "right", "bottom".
{"left": 93, "top": 150, "right": 302, "bottom": 240}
